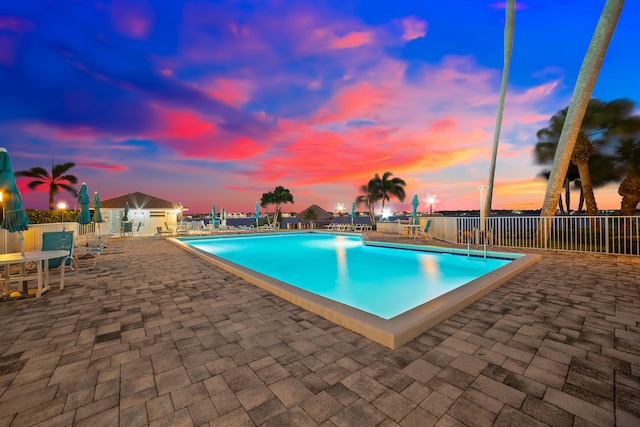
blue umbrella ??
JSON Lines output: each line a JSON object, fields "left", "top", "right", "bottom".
{"left": 351, "top": 201, "right": 356, "bottom": 225}
{"left": 255, "top": 201, "right": 260, "bottom": 226}
{"left": 411, "top": 194, "right": 419, "bottom": 218}
{"left": 92, "top": 191, "right": 103, "bottom": 236}
{"left": 0, "top": 148, "right": 29, "bottom": 254}
{"left": 76, "top": 182, "right": 91, "bottom": 229}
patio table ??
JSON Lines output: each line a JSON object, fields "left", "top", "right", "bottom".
{"left": 0, "top": 250, "right": 69, "bottom": 297}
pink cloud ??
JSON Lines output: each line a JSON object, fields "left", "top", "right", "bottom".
{"left": 399, "top": 16, "right": 427, "bottom": 41}
{"left": 79, "top": 163, "right": 128, "bottom": 171}
{"left": 207, "top": 78, "right": 253, "bottom": 107}
{"left": 108, "top": 0, "right": 155, "bottom": 40}
{"left": 329, "top": 31, "right": 373, "bottom": 49}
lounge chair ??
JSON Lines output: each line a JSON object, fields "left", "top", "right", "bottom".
{"left": 74, "top": 237, "right": 105, "bottom": 269}
{"left": 155, "top": 223, "right": 173, "bottom": 237}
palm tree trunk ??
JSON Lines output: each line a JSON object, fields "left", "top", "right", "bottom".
{"left": 619, "top": 175, "right": 640, "bottom": 216}
{"left": 539, "top": 0, "right": 623, "bottom": 230}
{"left": 575, "top": 161, "right": 599, "bottom": 215}
{"left": 565, "top": 177, "right": 571, "bottom": 214}
{"left": 485, "top": 0, "right": 515, "bottom": 216}
{"left": 558, "top": 196, "right": 565, "bottom": 215}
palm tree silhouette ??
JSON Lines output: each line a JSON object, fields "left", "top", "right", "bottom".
{"left": 15, "top": 162, "right": 78, "bottom": 210}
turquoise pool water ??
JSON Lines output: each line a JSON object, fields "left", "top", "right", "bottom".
{"left": 182, "top": 233, "right": 512, "bottom": 320}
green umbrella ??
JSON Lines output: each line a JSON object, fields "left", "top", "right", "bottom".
{"left": 0, "top": 148, "right": 29, "bottom": 255}
{"left": 411, "top": 194, "right": 419, "bottom": 218}
{"left": 212, "top": 203, "right": 216, "bottom": 225}
{"left": 123, "top": 201, "right": 130, "bottom": 222}
{"left": 92, "top": 191, "right": 103, "bottom": 237}
{"left": 351, "top": 201, "right": 356, "bottom": 225}
{"left": 255, "top": 201, "right": 260, "bottom": 227}
{"left": 76, "top": 182, "right": 91, "bottom": 228}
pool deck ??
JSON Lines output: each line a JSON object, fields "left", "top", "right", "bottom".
{"left": 0, "top": 233, "right": 638, "bottom": 426}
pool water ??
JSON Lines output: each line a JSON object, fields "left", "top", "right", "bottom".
{"left": 183, "top": 233, "right": 512, "bottom": 319}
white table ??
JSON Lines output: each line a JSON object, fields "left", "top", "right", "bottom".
{"left": 402, "top": 224, "right": 421, "bottom": 238}
{"left": 0, "top": 250, "right": 69, "bottom": 298}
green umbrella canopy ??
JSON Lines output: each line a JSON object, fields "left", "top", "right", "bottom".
{"left": 351, "top": 201, "right": 356, "bottom": 218}
{"left": 411, "top": 194, "right": 419, "bottom": 217}
{"left": 92, "top": 191, "right": 102, "bottom": 223}
{"left": 123, "top": 201, "right": 130, "bottom": 222}
{"left": 0, "top": 148, "right": 29, "bottom": 254}
{"left": 75, "top": 182, "right": 91, "bottom": 225}
{"left": 212, "top": 203, "right": 216, "bottom": 219}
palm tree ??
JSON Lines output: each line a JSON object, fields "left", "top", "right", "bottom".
{"left": 485, "top": 0, "right": 515, "bottom": 216}
{"left": 355, "top": 180, "right": 379, "bottom": 224}
{"left": 538, "top": 98, "right": 637, "bottom": 216}
{"left": 377, "top": 172, "right": 407, "bottom": 212}
{"left": 15, "top": 162, "right": 78, "bottom": 210}
{"left": 616, "top": 138, "right": 640, "bottom": 216}
{"left": 260, "top": 186, "right": 294, "bottom": 226}
{"left": 540, "top": 0, "right": 624, "bottom": 219}
{"left": 355, "top": 172, "right": 406, "bottom": 224}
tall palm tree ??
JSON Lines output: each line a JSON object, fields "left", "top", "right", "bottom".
{"left": 540, "top": 0, "right": 624, "bottom": 219}
{"left": 355, "top": 180, "right": 379, "bottom": 224}
{"left": 538, "top": 98, "right": 637, "bottom": 216}
{"left": 616, "top": 138, "right": 640, "bottom": 216}
{"left": 377, "top": 172, "right": 407, "bottom": 212}
{"left": 485, "top": 0, "right": 515, "bottom": 216}
{"left": 15, "top": 162, "right": 78, "bottom": 210}
{"left": 260, "top": 186, "right": 293, "bottom": 226}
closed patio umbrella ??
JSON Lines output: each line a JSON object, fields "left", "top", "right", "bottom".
{"left": 123, "top": 201, "right": 130, "bottom": 222}
{"left": 351, "top": 201, "right": 356, "bottom": 226}
{"left": 411, "top": 194, "right": 419, "bottom": 219}
{"left": 92, "top": 191, "right": 103, "bottom": 236}
{"left": 76, "top": 182, "right": 91, "bottom": 235}
{"left": 211, "top": 203, "right": 216, "bottom": 226}
{"left": 255, "top": 201, "right": 260, "bottom": 227}
{"left": 0, "top": 148, "right": 29, "bottom": 255}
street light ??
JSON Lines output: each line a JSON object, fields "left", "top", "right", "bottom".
{"left": 58, "top": 201, "right": 67, "bottom": 222}
{"left": 427, "top": 197, "right": 435, "bottom": 215}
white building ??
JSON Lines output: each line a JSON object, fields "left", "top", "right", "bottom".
{"left": 99, "top": 192, "right": 178, "bottom": 236}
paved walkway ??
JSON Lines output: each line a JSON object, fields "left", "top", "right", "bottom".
{"left": 0, "top": 234, "right": 638, "bottom": 426}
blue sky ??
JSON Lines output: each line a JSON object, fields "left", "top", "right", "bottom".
{"left": 1, "top": 0, "right": 638, "bottom": 213}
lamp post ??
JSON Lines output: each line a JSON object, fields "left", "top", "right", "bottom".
{"left": 58, "top": 201, "right": 66, "bottom": 223}
{"left": 427, "top": 197, "right": 435, "bottom": 216}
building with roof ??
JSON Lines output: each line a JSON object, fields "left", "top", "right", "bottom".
{"left": 99, "top": 192, "right": 179, "bottom": 236}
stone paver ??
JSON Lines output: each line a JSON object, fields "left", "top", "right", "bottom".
{"left": 0, "top": 234, "right": 638, "bottom": 426}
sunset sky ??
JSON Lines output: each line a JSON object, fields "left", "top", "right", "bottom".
{"left": 1, "top": 1, "right": 639, "bottom": 214}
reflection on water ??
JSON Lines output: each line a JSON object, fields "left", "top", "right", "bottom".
{"left": 419, "top": 256, "right": 441, "bottom": 282}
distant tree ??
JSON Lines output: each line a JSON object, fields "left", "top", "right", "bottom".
{"left": 355, "top": 181, "right": 378, "bottom": 224}
{"left": 537, "top": 98, "right": 639, "bottom": 216}
{"left": 355, "top": 171, "right": 406, "bottom": 224}
{"left": 15, "top": 162, "right": 78, "bottom": 210}
{"left": 616, "top": 138, "right": 640, "bottom": 216}
{"left": 377, "top": 172, "right": 407, "bottom": 213}
{"left": 260, "top": 186, "right": 294, "bottom": 225}
{"left": 303, "top": 207, "right": 318, "bottom": 221}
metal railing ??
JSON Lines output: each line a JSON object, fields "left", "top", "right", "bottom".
{"left": 427, "top": 216, "right": 640, "bottom": 256}
{"left": 3, "top": 216, "right": 639, "bottom": 256}
{"left": 1, "top": 222, "right": 99, "bottom": 253}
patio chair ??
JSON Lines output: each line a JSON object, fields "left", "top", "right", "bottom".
{"left": 41, "top": 231, "right": 78, "bottom": 290}
{"left": 417, "top": 220, "right": 432, "bottom": 240}
{"left": 155, "top": 223, "right": 173, "bottom": 237}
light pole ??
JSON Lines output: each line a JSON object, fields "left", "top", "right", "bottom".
{"left": 427, "top": 197, "right": 435, "bottom": 216}
{"left": 58, "top": 201, "right": 66, "bottom": 223}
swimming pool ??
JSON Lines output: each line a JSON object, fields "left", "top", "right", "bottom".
{"left": 172, "top": 232, "right": 540, "bottom": 348}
